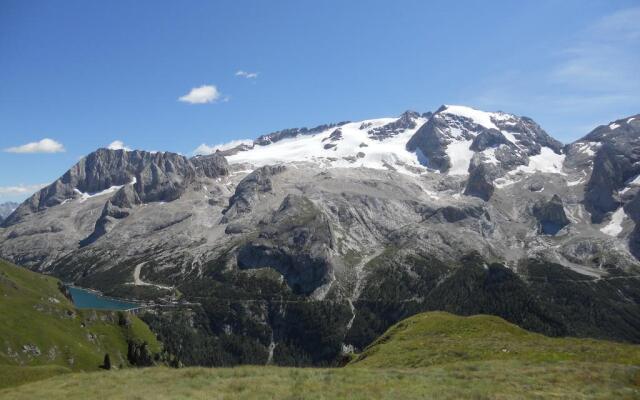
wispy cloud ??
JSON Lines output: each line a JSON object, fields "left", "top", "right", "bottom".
{"left": 551, "top": 7, "right": 640, "bottom": 93}
{"left": 107, "top": 140, "right": 131, "bottom": 151}
{"left": 0, "top": 183, "right": 48, "bottom": 195}
{"left": 235, "top": 70, "right": 258, "bottom": 79}
{"left": 4, "top": 138, "right": 65, "bottom": 154}
{"left": 471, "top": 6, "right": 640, "bottom": 141}
{"left": 193, "top": 139, "right": 253, "bottom": 155}
{"left": 178, "top": 85, "right": 221, "bottom": 104}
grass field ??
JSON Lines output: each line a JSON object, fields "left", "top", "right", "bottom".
{"left": 0, "top": 259, "right": 161, "bottom": 389}
{"left": 351, "top": 311, "right": 640, "bottom": 368}
{"left": 0, "top": 362, "right": 638, "bottom": 399}
{"left": 1, "top": 311, "right": 639, "bottom": 398}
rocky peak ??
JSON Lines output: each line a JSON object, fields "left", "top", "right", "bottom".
{"left": 578, "top": 115, "right": 640, "bottom": 223}
{"left": 407, "top": 105, "right": 563, "bottom": 180}
{"left": 367, "top": 110, "right": 421, "bottom": 141}
{"left": 2, "top": 149, "right": 229, "bottom": 227}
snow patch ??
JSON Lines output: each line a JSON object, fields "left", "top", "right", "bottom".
{"left": 600, "top": 207, "right": 626, "bottom": 236}
{"left": 576, "top": 141, "right": 599, "bottom": 157}
{"left": 481, "top": 147, "right": 499, "bottom": 165}
{"left": 500, "top": 130, "right": 519, "bottom": 147}
{"left": 226, "top": 116, "right": 429, "bottom": 176}
{"left": 74, "top": 178, "right": 136, "bottom": 202}
{"left": 567, "top": 177, "right": 585, "bottom": 186}
{"left": 446, "top": 139, "right": 474, "bottom": 175}
{"left": 620, "top": 174, "right": 640, "bottom": 194}
{"left": 609, "top": 122, "right": 620, "bottom": 130}
{"left": 511, "top": 147, "right": 565, "bottom": 175}
{"left": 442, "top": 105, "right": 498, "bottom": 130}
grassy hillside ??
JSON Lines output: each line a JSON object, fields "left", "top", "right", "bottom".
{"left": 0, "top": 361, "right": 638, "bottom": 399}
{"left": 2, "top": 311, "right": 639, "bottom": 398}
{"left": 0, "top": 259, "right": 161, "bottom": 388}
{"left": 350, "top": 311, "right": 640, "bottom": 368}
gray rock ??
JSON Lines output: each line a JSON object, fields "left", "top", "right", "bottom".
{"left": 191, "top": 153, "right": 229, "bottom": 178}
{"left": 574, "top": 115, "right": 640, "bottom": 223}
{"left": 532, "top": 194, "right": 570, "bottom": 235}
{"left": 254, "top": 122, "right": 350, "bottom": 146}
{"left": 236, "top": 194, "right": 334, "bottom": 294}
{"left": 367, "top": 110, "right": 420, "bottom": 140}
{"left": 3, "top": 149, "right": 228, "bottom": 227}
{"left": 464, "top": 155, "right": 497, "bottom": 201}
{"left": 223, "top": 165, "right": 286, "bottom": 220}
{"left": 470, "top": 129, "right": 511, "bottom": 152}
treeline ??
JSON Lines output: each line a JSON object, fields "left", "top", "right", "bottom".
{"left": 140, "top": 251, "right": 640, "bottom": 367}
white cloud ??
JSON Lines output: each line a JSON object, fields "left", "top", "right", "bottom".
{"left": 107, "top": 140, "right": 131, "bottom": 151}
{"left": 4, "top": 138, "right": 65, "bottom": 154}
{"left": 235, "top": 70, "right": 258, "bottom": 79}
{"left": 0, "top": 183, "right": 48, "bottom": 195}
{"left": 193, "top": 139, "right": 254, "bottom": 155}
{"left": 178, "top": 85, "right": 221, "bottom": 104}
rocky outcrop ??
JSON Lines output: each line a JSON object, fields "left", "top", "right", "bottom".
{"left": 464, "top": 158, "right": 497, "bottom": 201}
{"left": 80, "top": 185, "right": 140, "bottom": 246}
{"left": 191, "top": 153, "right": 229, "bottom": 179}
{"left": 405, "top": 115, "right": 452, "bottom": 172}
{"left": 236, "top": 195, "right": 335, "bottom": 295}
{"left": 367, "top": 111, "right": 420, "bottom": 140}
{"left": 322, "top": 129, "right": 343, "bottom": 143}
{"left": 470, "top": 129, "right": 511, "bottom": 151}
{"left": 580, "top": 117, "right": 640, "bottom": 223}
{"left": 223, "top": 165, "right": 286, "bottom": 221}
{"left": 254, "top": 122, "right": 350, "bottom": 146}
{"left": 532, "top": 194, "right": 570, "bottom": 235}
{"left": 493, "top": 116, "right": 563, "bottom": 155}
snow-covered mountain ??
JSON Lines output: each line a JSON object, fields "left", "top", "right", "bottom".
{"left": 210, "top": 105, "right": 564, "bottom": 181}
{"left": 2, "top": 105, "right": 640, "bottom": 365}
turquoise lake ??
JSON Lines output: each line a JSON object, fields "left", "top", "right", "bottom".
{"left": 67, "top": 286, "right": 139, "bottom": 310}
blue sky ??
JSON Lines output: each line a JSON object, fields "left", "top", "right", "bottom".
{"left": 1, "top": 0, "right": 639, "bottom": 203}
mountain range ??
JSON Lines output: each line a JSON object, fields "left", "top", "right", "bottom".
{"left": 2, "top": 104, "right": 640, "bottom": 366}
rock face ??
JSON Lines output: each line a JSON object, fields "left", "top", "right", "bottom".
{"left": 254, "top": 122, "right": 350, "bottom": 146}
{"left": 406, "top": 105, "right": 563, "bottom": 177}
{"left": 532, "top": 194, "right": 570, "bottom": 235}
{"left": 2, "top": 107, "right": 640, "bottom": 367}
{"left": 79, "top": 185, "right": 140, "bottom": 246}
{"left": 464, "top": 156, "right": 496, "bottom": 201}
{"left": 367, "top": 110, "right": 420, "bottom": 140}
{"left": 237, "top": 195, "right": 335, "bottom": 295}
{"left": 222, "top": 165, "right": 286, "bottom": 221}
{"left": 573, "top": 115, "right": 640, "bottom": 223}
{"left": 2, "top": 149, "right": 228, "bottom": 227}
{"left": 191, "top": 154, "right": 230, "bottom": 179}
